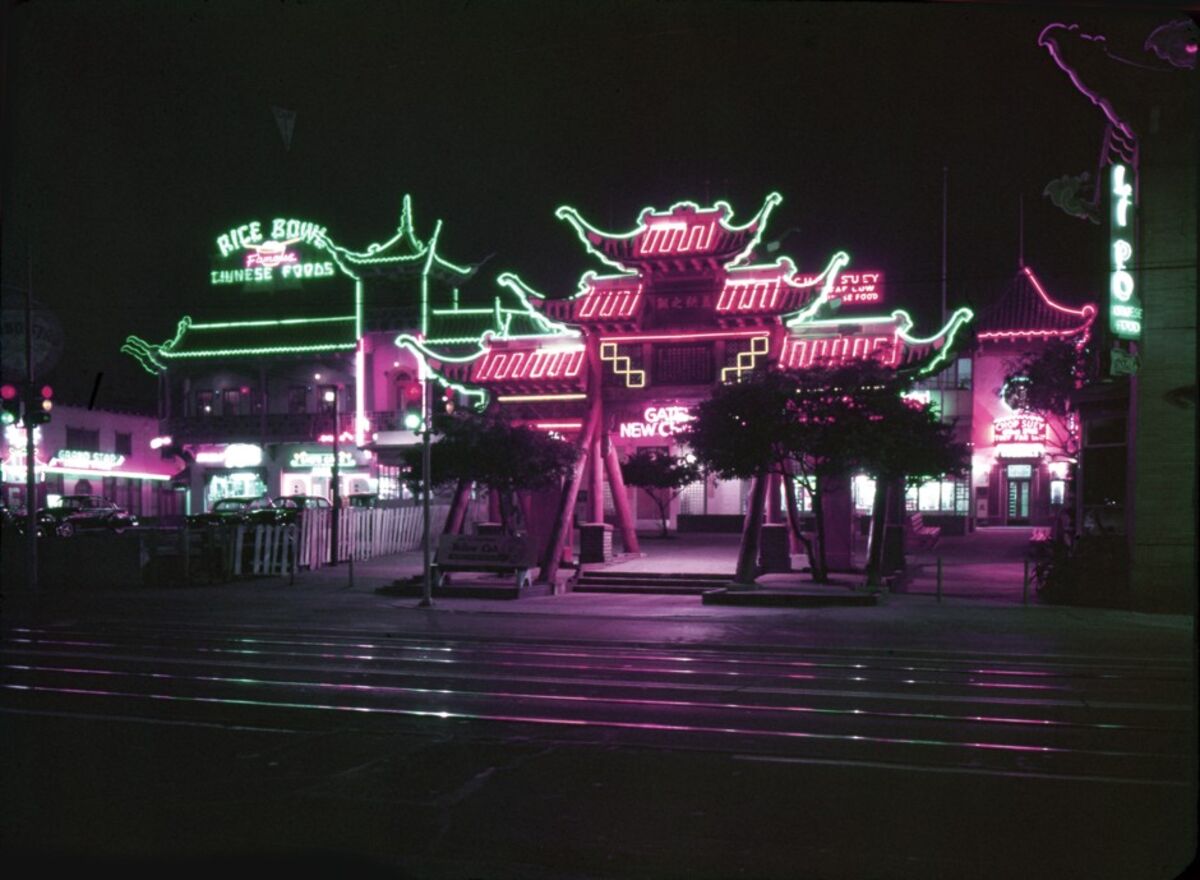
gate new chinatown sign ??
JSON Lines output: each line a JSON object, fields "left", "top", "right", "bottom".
{"left": 1108, "top": 165, "right": 1141, "bottom": 340}
{"left": 618, "top": 405, "right": 693, "bottom": 439}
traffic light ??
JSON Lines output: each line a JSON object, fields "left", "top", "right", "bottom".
{"left": 442, "top": 385, "right": 456, "bottom": 415}
{"left": 401, "top": 381, "right": 423, "bottom": 431}
{"left": 0, "top": 384, "right": 20, "bottom": 426}
{"left": 25, "top": 385, "right": 53, "bottom": 425}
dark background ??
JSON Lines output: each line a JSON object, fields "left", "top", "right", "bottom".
{"left": 1, "top": 0, "right": 1175, "bottom": 411}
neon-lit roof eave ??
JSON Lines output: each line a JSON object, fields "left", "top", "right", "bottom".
{"left": 555, "top": 191, "right": 784, "bottom": 274}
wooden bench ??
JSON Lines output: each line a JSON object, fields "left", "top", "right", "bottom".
{"left": 433, "top": 533, "right": 536, "bottom": 590}
{"left": 906, "top": 513, "right": 941, "bottom": 550}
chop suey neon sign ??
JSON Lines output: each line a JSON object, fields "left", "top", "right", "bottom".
{"left": 992, "top": 413, "right": 1047, "bottom": 445}
{"left": 618, "top": 405, "right": 693, "bottom": 439}
{"left": 794, "top": 271, "right": 884, "bottom": 306}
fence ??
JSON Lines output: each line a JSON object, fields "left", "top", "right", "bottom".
{"left": 294, "top": 504, "right": 451, "bottom": 570}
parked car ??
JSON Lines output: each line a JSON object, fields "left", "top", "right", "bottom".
{"left": 37, "top": 495, "right": 138, "bottom": 537}
{"left": 346, "top": 493, "right": 379, "bottom": 509}
{"left": 273, "top": 494, "right": 332, "bottom": 512}
{"left": 186, "top": 496, "right": 286, "bottom": 528}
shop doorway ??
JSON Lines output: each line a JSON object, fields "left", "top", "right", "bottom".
{"left": 1007, "top": 478, "right": 1031, "bottom": 524}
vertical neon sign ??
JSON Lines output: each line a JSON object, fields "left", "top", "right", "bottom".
{"left": 1109, "top": 165, "right": 1141, "bottom": 340}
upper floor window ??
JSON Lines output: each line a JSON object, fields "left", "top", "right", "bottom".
{"left": 114, "top": 432, "right": 133, "bottom": 456}
{"left": 222, "top": 389, "right": 242, "bottom": 416}
{"left": 317, "top": 384, "right": 338, "bottom": 414}
{"left": 654, "top": 343, "right": 713, "bottom": 385}
{"left": 288, "top": 386, "right": 309, "bottom": 414}
{"left": 66, "top": 427, "right": 101, "bottom": 452}
{"left": 196, "top": 390, "right": 215, "bottom": 416}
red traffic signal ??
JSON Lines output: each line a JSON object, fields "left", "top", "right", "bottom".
{"left": 0, "top": 384, "right": 17, "bottom": 401}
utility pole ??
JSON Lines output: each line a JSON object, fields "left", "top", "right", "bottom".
{"left": 419, "top": 366, "right": 433, "bottom": 607}
{"left": 328, "top": 387, "right": 340, "bottom": 565}
{"left": 941, "top": 166, "right": 948, "bottom": 325}
{"left": 24, "top": 249, "right": 38, "bottom": 592}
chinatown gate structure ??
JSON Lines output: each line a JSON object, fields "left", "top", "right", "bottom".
{"left": 399, "top": 193, "right": 974, "bottom": 584}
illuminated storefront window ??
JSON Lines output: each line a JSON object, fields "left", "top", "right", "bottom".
{"left": 906, "top": 478, "right": 970, "bottom": 514}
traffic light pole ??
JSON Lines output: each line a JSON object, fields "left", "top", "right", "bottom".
{"left": 24, "top": 258, "right": 38, "bottom": 593}
{"left": 419, "top": 374, "right": 434, "bottom": 607}
{"left": 329, "top": 388, "right": 340, "bottom": 566}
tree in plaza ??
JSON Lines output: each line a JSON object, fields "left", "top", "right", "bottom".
{"left": 1001, "top": 338, "right": 1089, "bottom": 458}
{"left": 401, "top": 411, "right": 578, "bottom": 535}
{"left": 849, "top": 382, "right": 971, "bottom": 588}
{"left": 681, "top": 368, "right": 804, "bottom": 586}
{"left": 620, "top": 449, "right": 702, "bottom": 538}
{"left": 780, "top": 363, "right": 892, "bottom": 583}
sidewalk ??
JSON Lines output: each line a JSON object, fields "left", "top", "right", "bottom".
{"left": 5, "top": 531, "right": 1190, "bottom": 660}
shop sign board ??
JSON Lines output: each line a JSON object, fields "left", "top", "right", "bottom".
{"left": 50, "top": 450, "right": 126, "bottom": 471}
{"left": 435, "top": 534, "right": 536, "bottom": 569}
{"left": 193, "top": 444, "right": 264, "bottom": 468}
{"left": 210, "top": 217, "right": 336, "bottom": 287}
{"left": 794, "top": 270, "right": 884, "bottom": 307}
{"left": 992, "top": 413, "right": 1046, "bottom": 445}
{"left": 618, "top": 405, "right": 693, "bottom": 439}
{"left": 1108, "top": 165, "right": 1142, "bottom": 340}
{"left": 289, "top": 449, "right": 358, "bottom": 469}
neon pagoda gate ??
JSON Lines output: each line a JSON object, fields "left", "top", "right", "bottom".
{"left": 400, "top": 193, "right": 972, "bottom": 584}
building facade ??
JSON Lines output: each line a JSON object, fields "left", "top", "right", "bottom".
{"left": 1, "top": 405, "right": 180, "bottom": 518}
{"left": 122, "top": 197, "right": 475, "bottom": 515}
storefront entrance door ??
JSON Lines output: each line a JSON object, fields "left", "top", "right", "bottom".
{"left": 1007, "top": 479, "right": 1031, "bottom": 524}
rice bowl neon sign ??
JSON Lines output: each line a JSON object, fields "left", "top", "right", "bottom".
{"left": 618, "top": 405, "right": 693, "bottom": 439}
{"left": 211, "top": 217, "right": 336, "bottom": 286}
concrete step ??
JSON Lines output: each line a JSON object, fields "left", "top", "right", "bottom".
{"left": 576, "top": 571, "right": 734, "bottom": 584}
{"left": 572, "top": 582, "right": 714, "bottom": 595}
{"left": 701, "top": 587, "right": 878, "bottom": 607}
{"left": 376, "top": 578, "right": 554, "bottom": 600}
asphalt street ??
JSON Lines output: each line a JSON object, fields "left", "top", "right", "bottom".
{"left": 2, "top": 586, "right": 1195, "bottom": 879}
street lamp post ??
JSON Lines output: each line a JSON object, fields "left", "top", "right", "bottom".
{"left": 326, "top": 387, "right": 340, "bottom": 566}
{"left": 419, "top": 373, "right": 433, "bottom": 606}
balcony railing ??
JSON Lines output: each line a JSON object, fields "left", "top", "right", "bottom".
{"left": 165, "top": 411, "right": 403, "bottom": 446}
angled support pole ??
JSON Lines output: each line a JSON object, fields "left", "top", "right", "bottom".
{"left": 443, "top": 478, "right": 473, "bottom": 535}
{"left": 602, "top": 432, "right": 639, "bottom": 555}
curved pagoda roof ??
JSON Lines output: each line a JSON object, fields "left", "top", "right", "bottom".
{"left": 975, "top": 266, "right": 1096, "bottom": 343}
{"left": 554, "top": 192, "right": 783, "bottom": 274}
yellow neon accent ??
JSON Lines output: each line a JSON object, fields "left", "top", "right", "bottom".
{"left": 599, "top": 341, "right": 646, "bottom": 388}
{"left": 496, "top": 393, "right": 588, "bottom": 403}
{"left": 720, "top": 335, "right": 771, "bottom": 383}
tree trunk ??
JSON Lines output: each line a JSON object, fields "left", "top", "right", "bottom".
{"left": 654, "top": 491, "right": 670, "bottom": 537}
{"left": 783, "top": 473, "right": 818, "bottom": 578}
{"left": 443, "top": 479, "right": 473, "bottom": 535}
{"left": 809, "top": 476, "right": 829, "bottom": 583}
{"left": 864, "top": 476, "right": 890, "bottom": 587}
{"left": 498, "top": 491, "right": 515, "bottom": 536}
{"left": 733, "top": 470, "right": 769, "bottom": 587}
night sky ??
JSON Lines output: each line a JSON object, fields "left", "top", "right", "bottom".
{"left": 2, "top": 0, "right": 1177, "bottom": 411}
